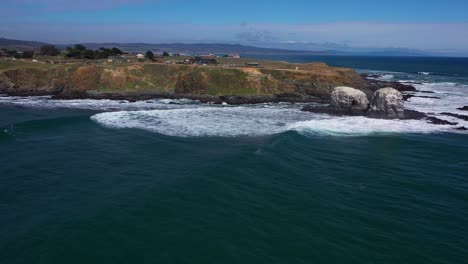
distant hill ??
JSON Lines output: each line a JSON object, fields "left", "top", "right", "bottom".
{"left": 0, "top": 37, "right": 431, "bottom": 57}
{"left": 0, "top": 38, "right": 48, "bottom": 50}
{"left": 67, "top": 42, "right": 335, "bottom": 55}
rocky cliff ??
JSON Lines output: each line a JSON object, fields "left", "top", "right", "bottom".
{"left": 0, "top": 61, "right": 366, "bottom": 104}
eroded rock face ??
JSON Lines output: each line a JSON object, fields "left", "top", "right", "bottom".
{"left": 370, "top": 87, "right": 404, "bottom": 119}
{"left": 330, "top": 86, "right": 369, "bottom": 113}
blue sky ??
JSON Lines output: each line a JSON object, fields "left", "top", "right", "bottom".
{"left": 2, "top": 0, "right": 468, "bottom": 55}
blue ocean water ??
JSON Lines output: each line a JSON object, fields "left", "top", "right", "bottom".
{"left": 1, "top": 56, "right": 468, "bottom": 263}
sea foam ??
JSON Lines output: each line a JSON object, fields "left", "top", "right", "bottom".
{"left": 91, "top": 106, "right": 465, "bottom": 137}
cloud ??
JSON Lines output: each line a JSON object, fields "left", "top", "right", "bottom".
{"left": 236, "top": 23, "right": 277, "bottom": 42}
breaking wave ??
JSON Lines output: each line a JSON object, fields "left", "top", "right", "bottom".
{"left": 0, "top": 96, "right": 200, "bottom": 111}
{"left": 91, "top": 106, "right": 465, "bottom": 137}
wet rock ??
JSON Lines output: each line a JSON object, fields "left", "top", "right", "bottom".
{"left": 402, "top": 93, "right": 441, "bottom": 101}
{"left": 426, "top": 117, "right": 458, "bottom": 126}
{"left": 456, "top": 126, "right": 467, "bottom": 131}
{"left": 330, "top": 86, "right": 369, "bottom": 114}
{"left": 440, "top": 112, "right": 468, "bottom": 121}
{"left": 457, "top": 106, "right": 468, "bottom": 111}
{"left": 414, "top": 95, "right": 440, "bottom": 99}
{"left": 301, "top": 105, "right": 366, "bottom": 116}
{"left": 403, "top": 110, "right": 427, "bottom": 120}
{"left": 362, "top": 74, "right": 417, "bottom": 93}
{"left": 402, "top": 93, "right": 415, "bottom": 101}
{"left": 369, "top": 88, "right": 404, "bottom": 119}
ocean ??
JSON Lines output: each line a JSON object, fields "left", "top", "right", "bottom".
{"left": 1, "top": 56, "right": 467, "bottom": 263}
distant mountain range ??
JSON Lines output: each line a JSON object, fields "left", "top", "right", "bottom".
{"left": 0, "top": 38, "right": 335, "bottom": 55}
{"left": 0, "top": 38, "right": 49, "bottom": 50}
{"left": 0, "top": 37, "right": 430, "bottom": 57}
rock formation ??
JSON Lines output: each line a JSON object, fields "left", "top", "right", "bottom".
{"left": 369, "top": 87, "right": 405, "bottom": 119}
{"left": 302, "top": 86, "right": 427, "bottom": 120}
{"left": 330, "top": 86, "right": 370, "bottom": 113}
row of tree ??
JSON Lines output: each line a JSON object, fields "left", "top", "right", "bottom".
{"left": 145, "top": 51, "right": 170, "bottom": 60}
{"left": 65, "top": 44, "right": 123, "bottom": 59}
{"left": 2, "top": 44, "right": 173, "bottom": 61}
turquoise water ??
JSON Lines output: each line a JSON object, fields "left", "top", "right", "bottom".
{"left": 1, "top": 57, "right": 468, "bottom": 263}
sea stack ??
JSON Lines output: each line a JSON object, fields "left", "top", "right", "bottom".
{"left": 369, "top": 87, "right": 405, "bottom": 119}
{"left": 330, "top": 86, "right": 370, "bottom": 114}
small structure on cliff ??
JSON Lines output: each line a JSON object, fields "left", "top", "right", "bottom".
{"left": 245, "top": 62, "right": 260, "bottom": 68}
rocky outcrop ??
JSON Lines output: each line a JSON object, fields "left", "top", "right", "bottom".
{"left": 0, "top": 61, "right": 365, "bottom": 103}
{"left": 458, "top": 106, "right": 468, "bottom": 111}
{"left": 302, "top": 86, "right": 427, "bottom": 120}
{"left": 426, "top": 117, "right": 458, "bottom": 126}
{"left": 369, "top": 87, "right": 405, "bottom": 119}
{"left": 330, "top": 86, "right": 369, "bottom": 112}
{"left": 441, "top": 112, "right": 468, "bottom": 121}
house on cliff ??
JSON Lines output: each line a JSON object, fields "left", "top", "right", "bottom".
{"left": 109, "top": 54, "right": 142, "bottom": 63}
{"left": 245, "top": 62, "right": 260, "bottom": 68}
{"left": 192, "top": 56, "right": 218, "bottom": 65}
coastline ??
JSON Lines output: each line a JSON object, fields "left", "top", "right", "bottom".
{"left": 0, "top": 59, "right": 418, "bottom": 105}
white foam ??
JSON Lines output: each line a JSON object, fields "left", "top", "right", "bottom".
{"left": 366, "top": 74, "right": 395, "bottom": 81}
{"left": 0, "top": 96, "right": 200, "bottom": 111}
{"left": 289, "top": 116, "right": 457, "bottom": 136}
{"left": 406, "top": 82, "right": 468, "bottom": 116}
{"left": 91, "top": 106, "right": 467, "bottom": 137}
{"left": 91, "top": 106, "right": 312, "bottom": 137}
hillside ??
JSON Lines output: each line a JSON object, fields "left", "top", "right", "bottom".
{"left": 0, "top": 38, "right": 49, "bottom": 51}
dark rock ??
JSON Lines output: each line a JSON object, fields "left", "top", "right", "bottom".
{"left": 402, "top": 93, "right": 415, "bottom": 101}
{"left": 426, "top": 117, "right": 458, "bottom": 126}
{"left": 403, "top": 110, "right": 427, "bottom": 120}
{"left": 440, "top": 112, "right": 468, "bottom": 121}
{"left": 362, "top": 74, "right": 417, "bottom": 93}
{"left": 457, "top": 106, "right": 468, "bottom": 111}
{"left": 402, "top": 93, "right": 441, "bottom": 101}
{"left": 456, "top": 126, "right": 467, "bottom": 131}
{"left": 302, "top": 105, "right": 427, "bottom": 120}
{"left": 301, "top": 104, "right": 367, "bottom": 116}
{"left": 415, "top": 95, "right": 440, "bottom": 99}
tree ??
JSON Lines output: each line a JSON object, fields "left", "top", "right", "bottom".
{"left": 162, "top": 51, "right": 170, "bottom": 57}
{"left": 146, "top": 51, "right": 155, "bottom": 61}
{"left": 22, "top": 51, "right": 34, "bottom": 59}
{"left": 64, "top": 45, "right": 123, "bottom": 60}
{"left": 40, "top": 45, "right": 60, "bottom": 56}
{"left": 83, "top": 49, "right": 96, "bottom": 59}
{"left": 74, "top": 44, "right": 87, "bottom": 52}
{"left": 111, "top": 48, "right": 123, "bottom": 55}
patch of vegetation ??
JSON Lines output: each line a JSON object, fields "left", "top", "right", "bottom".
{"left": 39, "top": 45, "right": 60, "bottom": 56}
{"left": 65, "top": 44, "right": 123, "bottom": 59}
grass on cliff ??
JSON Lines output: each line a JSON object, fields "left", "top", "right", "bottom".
{"left": 1, "top": 59, "right": 365, "bottom": 97}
